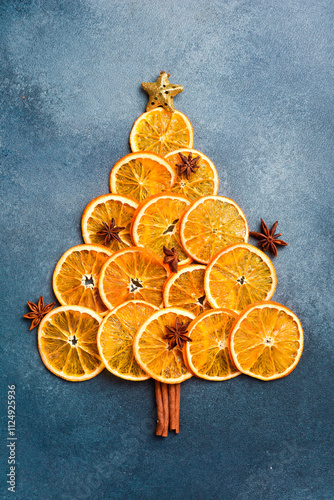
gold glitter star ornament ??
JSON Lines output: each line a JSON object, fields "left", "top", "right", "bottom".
{"left": 141, "top": 71, "right": 184, "bottom": 113}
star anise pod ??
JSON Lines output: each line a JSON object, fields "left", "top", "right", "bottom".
{"left": 23, "top": 296, "right": 56, "bottom": 330}
{"left": 175, "top": 152, "right": 200, "bottom": 181}
{"left": 163, "top": 246, "right": 179, "bottom": 273}
{"left": 163, "top": 316, "right": 192, "bottom": 350}
{"left": 250, "top": 219, "right": 288, "bottom": 257}
{"left": 97, "top": 218, "right": 125, "bottom": 246}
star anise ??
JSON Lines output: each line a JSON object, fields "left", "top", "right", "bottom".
{"left": 23, "top": 296, "right": 56, "bottom": 330}
{"left": 163, "top": 246, "right": 179, "bottom": 273}
{"left": 163, "top": 316, "right": 192, "bottom": 350}
{"left": 175, "top": 152, "right": 200, "bottom": 181}
{"left": 250, "top": 219, "right": 288, "bottom": 257}
{"left": 97, "top": 218, "right": 125, "bottom": 246}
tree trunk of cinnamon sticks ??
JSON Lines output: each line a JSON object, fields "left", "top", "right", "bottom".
{"left": 155, "top": 381, "right": 180, "bottom": 437}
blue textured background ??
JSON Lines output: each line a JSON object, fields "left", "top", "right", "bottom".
{"left": 1, "top": 1, "right": 333, "bottom": 499}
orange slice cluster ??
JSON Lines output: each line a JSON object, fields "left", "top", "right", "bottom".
{"left": 39, "top": 104, "right": 303, "bottom": 385}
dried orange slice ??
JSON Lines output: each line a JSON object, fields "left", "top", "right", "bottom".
{"left": 81, "top": 194, "right": 137, "bottom": 251}
{"left": 109, "top": 152, "right": 175, "bottom": 203}
{"left": 97, "top": 300, "right": 158, "bottom": 381}
{"left": 53, "top": 245, "right": 113, "bottom": 316}
{"left": 229, "top": 301, "right": 304, "bottom": 381}
{"left": 131, "top": 193, "right": 192, "bottom": 266}
{"left": 185, "top": 309, "right": 240, "bottom": 381}
{"left": 165, "top": 149, "right": 219, "bottom": 200}
{"left": 129, "top": 108, "right": 194, "bottom": 156}
{"left": 133, "top": 307, "right": 195, "bottom": 384}
{"left": 99, "top": 247, "right": 169, "bottom": 310}
{"left": 180, "top": 196, "right": 249, "bottom": 264}
{"left": 205, "top": 243, "right": 277, "bottom": 313}
{"left": 163, "top": 265, "right": 211, "bottom": 315}
{"left": 38, "top": 305, "right": 104, "bottom": 381}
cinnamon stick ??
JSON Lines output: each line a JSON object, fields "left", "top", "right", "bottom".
{"left": 175, "top": 383, "right": 181, "bottom": 434}
{"left": 155, "top": 381, "right": 163, "bottom": 436}
{"left": 168, "top": 384, "right": 176, "bottom": 430}
{"left": 161, "top": 382, "right": 169, "bottom": 437}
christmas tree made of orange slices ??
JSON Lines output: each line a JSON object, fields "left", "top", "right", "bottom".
{"left": 27, "top": 72, "right": 304, "bottom": 437}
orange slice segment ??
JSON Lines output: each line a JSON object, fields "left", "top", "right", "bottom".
{"left": 163, "top": 264, "right": 211, "bottom": 315}
{"left": 165, "top": 148, "right": 219, "bottom": 200}
{"left": 38, "top": 305, "right": 104, "bottom": 381}
{"left": 81, "top": 194, "right": 138, "bottom": 251}
{"left": 109, "top": 152, "right": 175, "bottom": 203}
{"left": 205, "top": 243, "right": 277, "bottom": 313}
{"left": 129, "top": 108, "right": 194, "bottom": 156}
{"left": 131, "top": 193, "right": 191, "bottom": 266}
{"left": 133, "top": 307, "right": 195, "bottom": 383}
{"left": 185, "top": 309, "right": 240, "bottom": 381}
{"left": 53, "top": 245, "right": 113, "bottom": 316}
{"left": 180, "top": 196, "right": 249, "bottom": 264}
{"left": 99, "top": 247, "right": 169, "bottom": 310}
{"left": 229, "top": 301, "right": 304, "bottom": 380}
{"left": 97, "top": 300, "right": 158, "bottom": 381}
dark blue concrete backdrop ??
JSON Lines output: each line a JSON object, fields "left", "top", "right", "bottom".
{"left": 1, "top": 1, "right": 333, "bottom": 499}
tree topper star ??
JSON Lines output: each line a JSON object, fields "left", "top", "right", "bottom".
{"left": 141, "top": 71, "right": 184, "bottom": 113}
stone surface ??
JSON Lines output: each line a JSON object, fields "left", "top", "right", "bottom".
{"left": 1, "top": 1, "right": 333, "bottom": 499}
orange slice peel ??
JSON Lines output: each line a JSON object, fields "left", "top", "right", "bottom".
{"left": 97, "top": 300, "right": 158, "bottom": 381}
{"left": 165, "top": 148, "right": 219, "bottom": 200}
{"left": 133, "top": 307, "right": 195, "bottom": 384}
{"left": 185, "top": 308, "right": 240, "bottom": 381}
{"left": 163, "top": 264, "right": 211, "bottom": 315}
{"left": 109, "top": 151, "right": 175, "bottom": 203}
{"left": 129, "top": 108, "right": 194, "bottom": 156}
{"left": 131, "top": 193, "right": 192, "bottom": 267}
{"left": 205, "top": 242, "right": 277, "bottom": 313}
{"left": 229, "top": 301, "right": 304, "bottom": 381}
{"left": 53, "top": 244, "right": 113, "bottom": 316}
{"left": 81, "top": 194, "right": 138, "bottom": 251}
{"left": 180, "top": 195, "right": 249, "bottom": 264}
{"left": 99, "top": 246, "right": 169, "bottom": 310}
{"left": 38, "top": 305, "right": 104, "bottom": 382}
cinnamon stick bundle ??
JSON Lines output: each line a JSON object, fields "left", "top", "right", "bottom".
{"left": 155, "top": 381, "right": 181, "bottom": 436}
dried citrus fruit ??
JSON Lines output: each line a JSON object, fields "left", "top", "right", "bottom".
{"left": 38, "top": 305, "right": 104, "bottom": 381}
{"left": 163, "top": 265, "right": 211, "bottom": 315}
{"left": 133, "top": 307, "right": 195, "bottom": 384}
{"left": 205, "top": 243, "right": 277, "bottom": 313}
{"left": 81, "top": 194, "right": 138, "bottom": 251}
{"left": 229, "top": 301, "right": 304, "bottom": 380}
{"left": 131, "top": 193, "right": 192, "bottom": 266}
{"left": 180, "top": 196, "right": 249, "bottom": 264}
{"left": 99, "top": 247, "right": 169, "bottom": 310}
{"left": 129, "top": 108, "right": 194, "bottom": 156}
{"left": 185, "top": 309, "right": 240, "bottom": 381}
{"left": 109, "top": 152, "right": 175, "bottom": 203}
{"left": 97, "top": 300, "right": 158, "bottom": 381}
{"left": 165, "top": 149, "right": 219, "bottom": 200}
{"left": 53, "top": 244, "right": 113, "bottom": 316}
